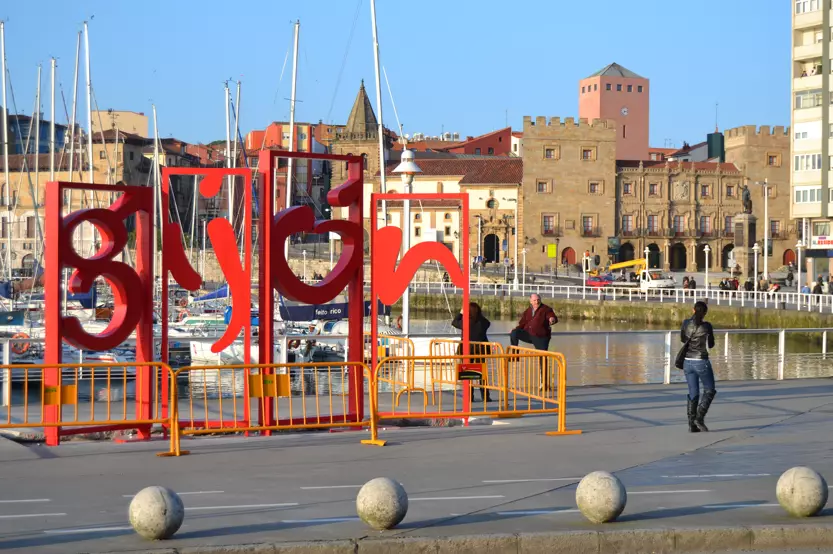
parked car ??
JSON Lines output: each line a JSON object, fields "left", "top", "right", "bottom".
{"left": 586, "top": 275, "right": 614, "bottom": 288}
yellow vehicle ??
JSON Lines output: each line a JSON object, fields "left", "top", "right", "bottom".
{"left": 590, "top": 258, "right": 646, "bottom": 277}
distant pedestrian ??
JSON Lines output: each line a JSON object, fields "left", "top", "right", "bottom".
{"left": 452, "top": 302, "right": 492, "bottom": 402}
{"left": 510, "top": 293, "right": 558, "bottom": 391}
{"left": 786, "top": 271, "right": 794, "bottom": 288}
{"left": 679, "top": 301, "right": 717, "bottom": 433}
{"left": 689, "top": 276, "right": 697, "bottom": 291}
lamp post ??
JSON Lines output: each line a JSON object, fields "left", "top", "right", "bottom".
{"left": 475, "top": 215, "right": 483, "bottom": 282}
{"left": 796, "top": 240, "right": 804, "bottom": 294}
{"left": 752, "top": 242, "right": 760, "bottom": 291}
{"left": 302, "top": 249, "right": 307, "bottom": 281}
{"left": 582, "top": 252, "right": 589, "bottom": 299}
{"left": 755, "top": 179, "right": 770, "bottom": 280}
{"left": 502, "top": 197, "right": 519, "bottom": 290}
{"left": 703, "top": 244, "right": 711, "bottom": 292}
{"left": 521, "top": 248, "right": 527, "bottom": 295}
{"left": 392, "top": 147, "right": 422, "bottom": 336}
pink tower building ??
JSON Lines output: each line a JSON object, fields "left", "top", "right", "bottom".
{"left": 578, "top": 63, "right": 649, "bottom": 161}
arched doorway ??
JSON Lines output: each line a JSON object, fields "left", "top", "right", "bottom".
{"left": 695, "top": 243, "right": 709, "bottom": 271}
{"left": 619, "top": 242, "right": 635, "bottom": 262}
{"left": 561, "top": 246, "right": 576, "bottom": 266}
{"left": 21, "top": 254, "right": 35, "bottom": 277}
{"left": 722, "top": 244, "right": 735, "bottom": 270}
{"left": 670, "top": 243, "right": 687, "bottom": 271}
{"left": 783, "top": 248, "right": 796, "bottom": 266}
{"left": 647, "top": 243, "right": 661, "bottom": 268}
{"left": 484, "top": 233, "right": 500, "bottom": 263}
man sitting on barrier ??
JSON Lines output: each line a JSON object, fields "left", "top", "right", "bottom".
{"left": 510, "top": 294, "right": 557, "bottom": 391}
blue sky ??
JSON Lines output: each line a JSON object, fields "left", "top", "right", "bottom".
{"left": 4, "top": 0, "right": 788, "bottom": 147}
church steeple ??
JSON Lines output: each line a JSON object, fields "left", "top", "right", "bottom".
{"left": 344, "top": 80, "right": 378, "bottom": 137}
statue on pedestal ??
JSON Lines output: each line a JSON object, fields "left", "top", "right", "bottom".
{"left": 741, "top": 184, "right": 752, "bottom": 214}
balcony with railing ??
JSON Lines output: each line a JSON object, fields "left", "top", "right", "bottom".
{"left": 541, "top": 226, "right": 563, "bottom": 237}
{"left": 581, "top": 226, "right": 602, "bottom": 238}
{"left": 621, "top": 228, "right": 641, "bottom": 238}
{"left": 721, "top": 229, "right": 734, "bottom": 239}
{"left": 645, "top": 227, "right": 670, "bottom": 238}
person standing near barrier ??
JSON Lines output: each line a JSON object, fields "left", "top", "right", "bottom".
{"left": 510, "top": 293, "right": 557, "bottom": 391}
{"left": 679, "top": 301, "right": 716, "bottom": 433}
{"left": 452, "top": 302, "right": 492, "bottom": 402}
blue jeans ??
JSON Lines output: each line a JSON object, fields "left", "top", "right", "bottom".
{"left": 683, "top": 358, "right": 716, "bottom": 399}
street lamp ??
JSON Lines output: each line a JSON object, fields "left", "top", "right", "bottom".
{"left": 755, "top": 179, "right": 770, "bottom": 280}
{"left": 703, "top": 244, "right": 711, "bottom": 291}
{"left": 643, "top": 245, "right": 650, "bottom": 267}
{"left": 582, "top": 252, "right": 589, "bottom": 298}
{"left": 796, "top": 240, "right": 804, "bottom": 294}
{"left": 392, "top": 147, "right": 422, "bottom": 336}
{"left": 521, "top": 248, "right": 527, "bottom": 295}
{"left": 475, "top": 214, "right": 483, "bottom": 282}
{"left": 502, "top": 197, "right": 519, "bottom": 290}
{"left": 752, "top": 242, "right": 760, "bottom": 290}
{"left": 302, "top": 249, "right": 307, "bottom": 281}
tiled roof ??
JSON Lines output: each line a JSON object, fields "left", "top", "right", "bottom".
{"left": 4, "top": 153, "right": 87, "bottom": 172}
{"left": 587, "top": 63, "right": 644, "bottom": 79}
{"left": 92, "top": 129, "right": 148, "bottom": 145}
{"left": 617, "top": 160, "right": 740, "bottom": 172}
{"left": 433, "top": 127, "right": 511, "bottom": 152}
{"left": 392, "top": 139, "right": 462, "bottom": 152}
{"left": 511, "top": 131, "right": 523, "bottom": 138}
{"left": 380, "top": 157, "right": 522, "bottom": 184}
{"left": 669, "top": 141, "right": 707, "bottom": 156}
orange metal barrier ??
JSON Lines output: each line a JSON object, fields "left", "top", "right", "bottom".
{"left": 0, "top": 362, "right": 169, "bottom": 439}
{"left": 364, "top": 351, "right": 581, "bottom": 446}
{"left": 160, "top": 361, "right": 375, "bottom": 456}
{"left": 364, "top": 334, "right": 423, "bottom": 407}
{"left": 428, "top": 339, "right": 504, "bottom": 406}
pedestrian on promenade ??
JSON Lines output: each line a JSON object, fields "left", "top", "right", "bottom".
{"left": 786, "top": 270, "right": 794, "bottom": 288}
{"left": 679, "top": 301, "right": 717, "bottom": 433}
{"left": 689, "top": 276, "right": 697, "bottom": 294}
{"left": 510, "top": 293, "right": 558, "bottom": 391}
{"left": 452, "top": 302, "right": 492, "bottom": 402}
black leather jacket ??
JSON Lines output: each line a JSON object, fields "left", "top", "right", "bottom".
{"left": 680, "top": 318, "right": 715, "bottom": 360}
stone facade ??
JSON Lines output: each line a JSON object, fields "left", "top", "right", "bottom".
{"left": 521, "top": 116, "right": 617, "bottom": 272}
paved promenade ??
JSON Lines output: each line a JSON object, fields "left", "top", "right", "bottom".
{"left": 1, "top": 378, "right": 832, "bottom": 553}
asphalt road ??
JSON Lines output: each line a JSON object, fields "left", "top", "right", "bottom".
{"left": 0, "top": 378, "right": 832, "bottom": 553}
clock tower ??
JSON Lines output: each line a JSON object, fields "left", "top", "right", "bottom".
{"left": 578, "top": 63, "right": 649, "bottom": 161}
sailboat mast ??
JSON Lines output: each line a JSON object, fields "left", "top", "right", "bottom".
{"left": 1, "top": 22, "right": 11, "bottom": 282}
{"left": 286, "top": 20, "right": 300, "bottom": 257}
{"left": 34, "top": 65, "right": 42, "bottom": 266}
{"left": 50, "top": 58, "right": 55, "bottom": 181}
{"left": 224, "top": 83, "right": 232, "bottom": 227}
{"left": 83, "top": 21, "right": 93, "bottom": 183}
{"left": 369, "top": 0, "right": 387, "bottom": 225}
{"left": 152, "top": 105, "right": 161, "bottom": 278}
{"left": 67, "top": 32, "right": 80, "bottom": 183}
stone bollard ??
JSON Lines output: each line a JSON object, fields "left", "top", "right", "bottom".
{"left": 356, "top": 477, "right": 408, "bottom": 530}
{"left": 776, "top": 466, "right": 828, "bottom": 517}
{"left": 576, "top": 471, "right": 627, "bottom": 523}
{"left": 128, "top": 486, "right": 185, "bottom": 540}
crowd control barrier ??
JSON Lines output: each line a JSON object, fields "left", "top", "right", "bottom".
{"left": 362, "top": 350, "right": 581, "bottom": 446}
{"left": 0, "top": 362, "right": 169, "bottom": 445}
{"left": 160, "top": 362, "right": 373, "bottom": 456}
{"left": 365, "top": 334, "right": 421, "bottom": 407}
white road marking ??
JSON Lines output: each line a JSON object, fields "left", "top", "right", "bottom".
{"left": 496, "top": 509, "right": 581, "bottom": 515}
{"left": 702, "top": 503, "right": 779, "bottom": 508}
{"left": 482, "top": 479, "right": 580, "bottom": 483}
{"left": 185, "top": 503, "right": 298, "bottom": 511}
{"left": 122, "top": 491, "right": 224, "bottom": 498}
{"left": 281, "top": 517, "right": 360, "bottom": 523}
{"left": 629, "top": 490, "right": 711, "bottom": 495}
{"left": 662, "top": 474, "right": 770, "bottom": 478}
{"left": 44, "top": 525, "right": 132, "bottom": 535}
{"left": 0, "top": 499, "right": 51, "bottom": 504}
{"left": 411, "top": 496, "right": 504, "bottom": 501}
{"left": 300, "top": 485, "right": 363, "bottom": 490}
{"left": 0, "top": 513, "right": 65, "bottom": 519}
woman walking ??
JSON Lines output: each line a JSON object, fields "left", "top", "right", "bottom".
{"left": 680, "top": 301, "right": 717, "bottom": 432}
{"left": 452, "top": 302, "right": 492, "bottom": 402}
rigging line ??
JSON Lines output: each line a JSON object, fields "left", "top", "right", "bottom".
{"left": 417, "top": 198, "right": 453, "bottom": 317}
{"left": 382, "top": 66, "right": 403, "bottom": 136}
{"left": 91, "top": 87, "right": 113, "bottom": 180}
{"left": 260, "top": 45, "right": 291, "bottom": 154}
{"left": 325, "top": 0, "right": 362, "bottom": 125}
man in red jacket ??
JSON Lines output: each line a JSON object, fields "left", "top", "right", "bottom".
{"left": 510, "top": 294, "right": 558, "bottom": 389}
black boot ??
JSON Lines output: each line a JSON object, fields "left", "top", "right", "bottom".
{"left": 687, "top": 395, "right": 700, "bottom": 433}
{"left": 695, "top": 390, "right": 716, "bottom": 432}
{"left": 481, "top": 388, "right": 492, "bottom": 402}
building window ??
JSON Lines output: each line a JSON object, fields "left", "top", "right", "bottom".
{"left": 99, "top": 150, "right": 105, "bottom": 159}
{"left": 537, "top": 181, "right": 551, "bottom": 193}
{"left": 648, "top": 183, "right": 659, "bottom": 196}
{"left": 475, "top": 148, "right": 481, "bottom": 155}
{"left": 767, "top": 154, "right": 780, "bottom": 167}
{"left": 1, "top": 219, "right": 7, "bottom": 238}
{"left": 299, "top": 133, "right": 307, "bottom": 140}
{"left": 542, "top": 215, "right": 555, "bottom": 235}
{"left": 814, "top": 221, "right": 831, "bottom": 236}
{"left": 581, "top": 147, "right": 596, "bottom": 161}
{"left": 26, "top": 216, "right": 35, "bottom": 239}
{"left": 282, "top": 133, "right": 290, "bottom": 140}
{"left": 513, "top": 143, "right": 518, "bottom": 152}
{"left": 445, "top": 226, "right": 451, "bottom": 236}
{"left": 544, "top": 147, "right": 559, "bottom": 159}
{"left": 594, "top": 84, "right": 598, "bottom": 91}
{"left": 794, "top": 153, "right": 823, "bottom": 171}
{"left": 701, "top": 184, "right": 710, "bottom": 198}
{"left": 487, "top": 147, "right": 494, "bottom": 155}
{"left": 582, "top": 86, "right": 586, "bottom": 93}
{"left": 699, "top": 216, "right": 711, "bottom": 234}
{"left": 582, "top": 216, "right": 594, "bottom": 235}
{"left": 795, "top": 186, "right": 822, "bottom": 203}
{"left": 414, "top": 227, "right": 421, "bottom": 237}
{"left": 674, "top": 215, "right": 685, "bottom": 234}
{"left": 796, "top": 130, "right": 809, "bottom": 139}
{"left": 725, "top": 215, "right": 734, "bottom": 234}
{"left": 623, "top": 125, "right": 627, "bottom": 139}
{"left": 796, "top": 0, "right": 821, "bottom": 13}
{"left": 589, "top": 181, "right": 601, "bottom": 194}
{"left": 647, "top": 215, "right": 658, "bottom": 233}
{"left": 770, "top": 219, "right": 781, "bottom": 238}
{"left": 616, "top": 84, "right": 622, "bottom": 91}
{"left": 129, "top": 151, "right": 134, "bottom": 161}
{"left": 795, "top": 89, "right": 823, "bottom": 109}
{"left": 726, "top": 185, "right": 734, "bottom": 197}
{"left": 414, "top": 213, "right": 421, "bottom": 221}
{"left": 638, "top": 85, "right": 643, "bottom": 93}
{"left": 622, "top": 215, "right": 634, "bottom": 233}
{"left": 386, "top": 214, "right": 391, "bottom": 222}
{"left": 623, "top": 182, "right": 633, "bottom": 195}
{"left": 765, "top": 186, "right": 774, "bottom": 197}
{"left": 606, "top": 83, "right": 611, "bottom": 91}
{"left": 627, "top": 84, "right": 633, "bottom": 92}
{"left": 444, "top": 213, "right": 451, "bottom": 220}
{"left": 486, "top": 198, "right": 497, "bottom": 209}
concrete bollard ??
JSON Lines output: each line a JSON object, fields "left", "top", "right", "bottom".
{"left": 356, "top": 477, "right": 408, "bottom": 530}
{"left": 128, "top": 486, "right": 185, "bottom": 540}
{"left": 776, "top": 466, "right": 828, "bottom": 517}
{"left": 576, "top": 471, "right": 627, "bottom": 523}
